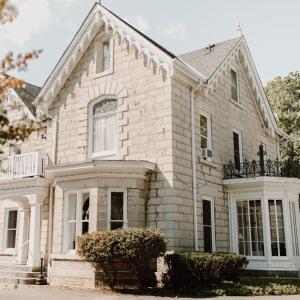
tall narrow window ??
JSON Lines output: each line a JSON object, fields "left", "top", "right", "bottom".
{"left": 6, "top": 210, "right": 18, "bottom": 249}
{"left": 102, "top": 40, "right": 111, "bottom": 72}
{"left": 231, "top": 69, "right": 239, "bottom": 103}
{"left": 108, "top": 191, "right": 127, "bottom": 230}
{"left": 233, "top": 130, "right": 242, "bottom": 170}
{"left": 268, "top": 200, "right": 286, "bottom": 256}
{"left": 236, "top": 200, "right": 264, "bottom": 256}
{"left": 91, "top": 99, "right": 118, "bottom": 157}
{"left": 200, "top": 112, "right": 212, "bottom": 161}
{"left": 64, "top": 192, "right": 90, "bottom": 253}
{"left": 203, "top": 199, "right": 215, "bottom": 252}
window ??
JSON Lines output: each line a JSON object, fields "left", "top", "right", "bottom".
{"left": 236, "top": 200, "right": 264, "bottom": 256}
{"left": 233, "top": 130, "right": 243, "bottom": 170}
{"left": 5, "top": 209, "right": 18, "bottom": 249}
{"left": 203, "top": 198, "right": 215, "bottom": 252}
{"left": 200, "top": 112, "right": 212, "bottom": 161}
{"left": 108, "top": 190, "right": 127, "bottom": 230}
{"left": 268, "top": 200, "right": 287, "bottom": 256}
{"left": 95, "top": 36, "right": 113, "bottom": 76}
{"left": 64, "top": 192, "right": 90, "bottom": 252}
{"left": 289, "top": 202, "right": 299, "bottom": 257}
{"left": 90, "top": 99, "right": 118, "bottom": 158}
{"left": 231, "top": 68, "right": 239, "bottom": 103}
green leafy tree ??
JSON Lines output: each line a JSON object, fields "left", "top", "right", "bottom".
{"left": 0, "top": 0, "right": 43, "bottom": 151}
{"left": 265, "top": 72, "right": 300, "bottom": 167}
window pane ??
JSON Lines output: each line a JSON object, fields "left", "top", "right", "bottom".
{"left": 111, "top": 192, "right": 124, "bottom": 221}
{"left": 102, "top": 40, "right": 111, "bottom": 71}
{"left": 203, "top": 200, "right": 212, "bottom": 226}
{"left": 8, "top": 210, "right": 17, "bottom": 229}
{"left": 7, "top": 230, "right": 16, "bottom": 249}
{"left": 204, "top": 226, "right": 212, "bottom": 253}
{"left": 82, "top": 222, "right": 89, "bottom": 235}
{"left": 82, "top": 194, "right": 89, "bottom": 221}
{"left": 233, "top": 132, "right": 241, "bottom": 169}
{"left": 111, "top": 222, "right": 123, "bottom": 230}
{"left": 68, "top": 222, "right": 76, "bottom": 250}
{"left": 68, "top": 194, "right": 77, "bottom": 221}
{"left": 231, "top": 69, "right": 238, "bottom": 101}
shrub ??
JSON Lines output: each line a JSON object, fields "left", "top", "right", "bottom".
{"left": 77, "top": 228, "right": 166, "bottom": 289}
{"left": 163, "top": 252, "right": 248, "bottom": 289}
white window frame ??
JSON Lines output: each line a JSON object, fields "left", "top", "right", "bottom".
{"left": 3, "top": 208, "right": 18, "bottom": 252}
{"left": 234, "top": 199, "right": 265, "bottom": 258}
{"left": 88, "top": 97, "right": 118, "bottom": 159}
{"left": 63, "top": 191, "right": 90, "bottom": 255}
{"left": 230, "top": 67, "right": 240, "bottom": 104}
{"left": 107, "top": 188, "right": 128, "bottom": 230}
{"left": 233, "top": 128, "right": 243, "bottom": 165}
{"left": 202, "top": 196, "right": 216, "bottom": 252}
{"left": 200, "top": 110, "right": 212, "bottom": 151}
{"left": 94, "top": 32, "right": 114, "bottom": 77}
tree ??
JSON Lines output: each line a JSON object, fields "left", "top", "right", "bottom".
{"left": 0, "top": 0, "right": 43, "bottom": 150}
{"left": 265, "top": 72, "right": 300, "bottom": 176}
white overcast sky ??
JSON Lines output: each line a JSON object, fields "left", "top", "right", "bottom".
{"left": 1, "top": 0, "right": 299, "bottom": 87}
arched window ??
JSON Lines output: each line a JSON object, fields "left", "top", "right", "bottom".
{"left": 90, "top": 99, "right": 118, "bottom": 157}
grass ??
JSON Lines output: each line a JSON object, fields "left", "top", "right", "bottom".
{"left": 115, "top": 277, "right": 300, "bottom": 298}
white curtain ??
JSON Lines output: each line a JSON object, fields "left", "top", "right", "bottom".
{"left": 93, "top": 113, "right": 117, "bottom": 154}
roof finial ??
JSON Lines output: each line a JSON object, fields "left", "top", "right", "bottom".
{"left": 236, "top": 19, "right": 243, "bottom": 37}
{"left": 96, "top": 0, "right": 102, "bottom": 5}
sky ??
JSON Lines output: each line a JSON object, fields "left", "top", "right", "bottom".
{"left": 1, "top": 0, "right": 300, "bottom": 87}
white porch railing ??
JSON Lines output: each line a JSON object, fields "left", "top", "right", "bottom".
{"left": 0, "top": 151, "right": 43, "bottom": 180}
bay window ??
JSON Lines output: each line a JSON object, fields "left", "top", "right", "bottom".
{"left": 89, "top": 99, "right": 118, "bottom": 158}
{"left": 236, "top": 200, "right": 264, "bottom": 256}
{"left": 64, "top": 192, "right": 90, "bottom": 253}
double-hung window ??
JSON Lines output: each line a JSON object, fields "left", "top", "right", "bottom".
{"left": 236, "top": 200, "right": 264, "bottom": 256}
{"left": 268, "top": 200, "right": 287, "bottom": 257}
{"left": 108, "top": 190, "right": 127, "bottom": 230}
{"left": 231, "top": 68, "right": 240, "bottom": 103}
{"left": 64, "top": 192, "right": 90, "bottom": 253}
{"left": 5, "top": 209, "right": 18, "bottom": 250}
{"left": 200, "top": 112, "right": 212, "bottom": 161}
{"left": 90, "top": 99, "right": 118, "bottom": 158}
{"left": 95, "top": 35, "right": 113, "bottom": 76}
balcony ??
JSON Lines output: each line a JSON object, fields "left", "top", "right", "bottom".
{"left": 0, "top": 151, "right": 44, "bottom": 180}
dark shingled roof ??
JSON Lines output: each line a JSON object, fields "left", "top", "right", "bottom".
{"left": 178, "top": 37, "right": 241, "bottom": 80}
{"left": 14, "top": 82, "right": 41, "bottom": 116}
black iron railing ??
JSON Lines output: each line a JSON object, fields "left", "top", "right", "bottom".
{"left": 224, "top": 158, "right": 300, "bottom": 179}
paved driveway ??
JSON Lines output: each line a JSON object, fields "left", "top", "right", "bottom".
{"left": 1, "top": 286, "right": 300, "bottom": 300}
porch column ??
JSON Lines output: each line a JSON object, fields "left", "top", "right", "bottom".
{"left": 16, "top": 208, "right": 30, "bottom": 264}
{"left": 27, "top": 195, "right": 44, "bottom": 268}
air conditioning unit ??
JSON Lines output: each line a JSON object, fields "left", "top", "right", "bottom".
{"left": 202, "top": 148, "right": 213, "bottom": 162}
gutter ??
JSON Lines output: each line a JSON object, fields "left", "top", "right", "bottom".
{"left": 190, "top": 81, "right": 203, "bottom": 252}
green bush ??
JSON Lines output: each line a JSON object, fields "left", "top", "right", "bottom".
{"left": 77, "top": 228, "right": 166, "bottom": 289}
{"left": 163, "top": 252, "right": 248, "bottom": 288}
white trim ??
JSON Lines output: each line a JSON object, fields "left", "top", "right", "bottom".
{"left": 107, "top": 188, "right": 128, "bottom": 230}
{"left": 202, "top": 196, "right": 216, "bottom": 252}
{"left": 63, "top": 190, "right": 90, "bottom": 255}
{"left": 233, "top": 128, "right": 243, "bottom": 164}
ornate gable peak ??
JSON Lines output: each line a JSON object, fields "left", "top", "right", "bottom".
{"left": 205, "top": 37, "right": 279, "bottom": 138}
{"left": 35, "top": 3, "right": 174, "bottom": 110}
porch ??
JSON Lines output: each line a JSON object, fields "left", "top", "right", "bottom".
{"left": 0, "top": 178, "right": 49, "bottom": 270}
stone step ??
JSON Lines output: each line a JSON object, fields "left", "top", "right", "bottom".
{"left": 0, "top": 264, "right": 47, "bottom": 272}
{"left": 0, "top": 270, "right": 43, "bottom": 279}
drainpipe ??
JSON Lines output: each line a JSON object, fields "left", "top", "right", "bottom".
{"left": 47, "top": 182, "right": 54, "bottom": 284}
{"left": 52, "top": 116, "right": 58, "bottom": 165}
{"left": 191, "top": 81, "right": 203, "bottom": 252}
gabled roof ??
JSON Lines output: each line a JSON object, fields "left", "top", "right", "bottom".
{"left": 178, "top": 37, "right": 241, "bottom": 80}
{"left": 14, "top": 82, "right": 41, "bottom": 116}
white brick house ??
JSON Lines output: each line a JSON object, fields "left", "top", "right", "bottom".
{"left": 0, "top": 2, "right": 299, "bottom": 287}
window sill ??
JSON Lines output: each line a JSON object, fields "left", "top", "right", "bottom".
{"left": 198, "top": 157, "right": 218, "bottom": 169}
{"left": 230, "top": 99, "right": 244, "bottom": 110}
{"left": 91, "top": 150, "right": 117, "bottom": 160}
{"left": 94, "top": 68, "right": 113, "bottom": 79}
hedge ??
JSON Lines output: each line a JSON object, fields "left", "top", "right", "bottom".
{"left": 77, "top": 228, "right": 166, "bottom": 289}
{"left": 163, "top": 252, "right": 248, "bottom": 288}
